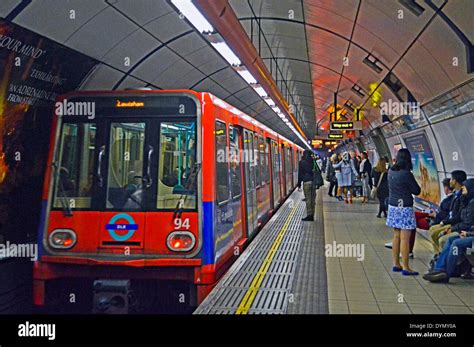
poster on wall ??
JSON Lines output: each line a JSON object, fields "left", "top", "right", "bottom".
{"left": 0, "top": 20, "right": 98, "bottom": 242}
{"left": 403, "top": 132, "right": 441, "bottom": 210}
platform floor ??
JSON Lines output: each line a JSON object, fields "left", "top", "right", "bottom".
{"left": 324, "top": 189, "right": 474, "bottom": 314}
{"left": 195, "top": 184, "right": 474, "bottom": 315}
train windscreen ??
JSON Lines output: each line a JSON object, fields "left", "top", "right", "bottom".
{"left": 51, "top": 94, "right": 198, "bottom": 212}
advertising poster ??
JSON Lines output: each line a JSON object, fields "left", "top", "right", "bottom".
{"left": 403, "top": 132, "right": 440, "bottom": 209}
{"left": 0, "top": 20, "right": 98, "bottom": 242}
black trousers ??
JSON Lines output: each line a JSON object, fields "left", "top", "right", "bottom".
{"left": 377, "top": 197, "right": 387, "bottom": 216}
{"left": 328, "top": 180, "right": 338, "bottom": 195}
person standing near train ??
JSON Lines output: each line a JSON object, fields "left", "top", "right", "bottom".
{"left": 298, "top": 150, "right": 316, "bottom": 221}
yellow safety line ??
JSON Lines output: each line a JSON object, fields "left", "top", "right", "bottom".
{"left": 235, "top": 203, "right": 299, "bottom": 314}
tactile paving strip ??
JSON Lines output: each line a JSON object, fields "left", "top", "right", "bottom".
{"left": 195, "top": 190, "right": 306, "bottom": 314}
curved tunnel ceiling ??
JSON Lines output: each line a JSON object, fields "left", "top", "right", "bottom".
{"left": 0, "top": 0, "right": 472, "bottom": 144}
{"left": 230, "top": 0, "right": 473, "bottom": 139}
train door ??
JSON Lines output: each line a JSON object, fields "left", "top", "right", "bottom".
{"left": 97, "top": 119, "right": 150, "bottom": 253}
{"left": 287, "top": 147, "right": 293, "bottom": 190}
{"left": 243, "top": 129, "right": 258, "bottom": 237}
{"left": 267, "top": 138, "right": 275, "bottom": 209}
{"left": 281, "top": 144, "right": 287, "bottom": 197}
{"left": 271, "top": 140, "right": 281, "bottom": 206}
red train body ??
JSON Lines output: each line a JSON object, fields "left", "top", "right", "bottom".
{"left": 33, "top": 90, "right": 303, "bottom": 312}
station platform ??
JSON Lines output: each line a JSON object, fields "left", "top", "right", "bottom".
{"left": 195, "top": 185, "right": 474, "bottom": 315}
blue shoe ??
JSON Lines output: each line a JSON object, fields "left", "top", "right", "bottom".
{"left": 392, "top": 266, "right": 403, "bottom": 272}
{"left": 402, "top": 270, "right": 419, "bottom": 276}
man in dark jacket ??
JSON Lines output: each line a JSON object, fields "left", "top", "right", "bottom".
{"left": 429, "top": 170, "right": 467, "bottom": 253}
{"left": 431, "top": 178, "right": 455, "bottom": 224}
{"left": 298, "top": 150, "right": 315, "bottom": 221}
{"left": 423, "top": 178, "right": 474, "bottom": 283}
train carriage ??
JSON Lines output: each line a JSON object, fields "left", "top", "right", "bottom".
{"left": 33, "top": 90, "right": 303, "bottom": 312}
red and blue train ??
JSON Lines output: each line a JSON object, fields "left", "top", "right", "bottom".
{"left": 33, "top": 90, "right": 303, "bottom": 312}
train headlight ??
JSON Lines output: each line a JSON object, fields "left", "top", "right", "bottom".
{"left": 166, "top": 231, "right": 195, "bottom": 252}
{"left": 49, "top": 229, "right": 77, "bottom": 249}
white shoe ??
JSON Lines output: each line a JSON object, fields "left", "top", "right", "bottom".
{"left": 384, "top": 242, "right": 392, "bottom": 249}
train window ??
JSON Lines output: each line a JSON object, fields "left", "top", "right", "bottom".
{"left": 229, "top": 126, "right": 242, "bottom": 199}
{"left": 215, "top": 121, "right": 230, "bottom": 204}
{"left": 254, "top": 134, "right": 261, "bottom": 188}
{"left": 157, "top": 122, "right": 197, "bottom": 209}
{"left": 53, "top": 123, "right": 96, "bottom": 209}
{"left": 106, "top": 122, "right": 146, "bottom": 210}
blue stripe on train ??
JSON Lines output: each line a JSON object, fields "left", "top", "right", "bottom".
{"left": 36, "top": 199, "right": 48, "bottom": 258}
{"left": 202, "top": 201, "right": 215, "bottom": 265}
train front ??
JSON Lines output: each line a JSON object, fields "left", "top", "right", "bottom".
{"left": 33, "top": 91, "right": 203, "bottom": 313}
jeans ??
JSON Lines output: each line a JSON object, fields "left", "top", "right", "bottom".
{"left": 434, "top": 235, "right": 474, "bottom": 278}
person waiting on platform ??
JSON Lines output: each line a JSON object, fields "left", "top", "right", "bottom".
{"left": 386, "top": 148, "right": 421, "bottom": 276}
{"left": 372, "top": 158, "right": 389, "bottom": 218}
{"left": 359, "top": 152, "right": 372, "bottom": 203}
{"left": 350, "top": 151, "right": 361, "bottom": 198}
{"left": 326, "top": 154, "right": 338, "bottom": 197}
{"left": 333, "top": 152, "right": 358, "bottom": 204}
{"left": 297, "top": 149, "right": 316, "bottom": 222}
{"left": 334, "top": 153, "right": 343, "bottom": 200}
{"left": 423, "top": 178, "right": 474, "bottom": 283}
{"left": 428, "top": 170, "right": 467, "bottom": 254}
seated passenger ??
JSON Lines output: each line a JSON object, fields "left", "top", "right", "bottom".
{"left": 423, "top": 178, "right": 474, "bottom": 282}
{"left": 415, "top": 178, "right": 454, "bottom": 230}
{"left": 428, "top": 170, "right": 467, "bottom": 254}
{"left": 423, "top": 178, "right": 474, "bottom": 283}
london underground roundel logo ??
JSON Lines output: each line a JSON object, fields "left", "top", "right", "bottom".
{"left": 106, "top": 213, "right": 138, "bottom": 241}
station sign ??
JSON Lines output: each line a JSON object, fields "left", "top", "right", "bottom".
{"left": 328, "top": 132, "right": 344, "bottom": 139}
{"left": 330, "top": 121, "right": 362, "bottom": 131}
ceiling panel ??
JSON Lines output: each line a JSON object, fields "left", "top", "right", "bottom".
{"left": 113, "top": 0, "right": 173, "bottom": 26}
{"left": 101, "top": 29, "right": 157, "bottom": 71}
{"left": 443, "top": 0, "right": 474, "bottom": 43}
{"left": 14, "top": 0, "right": 108, "bottom": 44}
{"left": 144, "top": 11, "right": 191, "bottom": 42}
{"left": 64, "top": 7, "right": 137, "bottom": 60}
{"left": 154, "top": 60, "right": 205, "bottom": 90}
{"left": 305, "top": 0, "right": 357, "bottom": 38}
{"left": 80, "top": 64, "right": 124, "bottom": 90}
{"left": 0, "top": 0, "right": 21, "bottom": 17}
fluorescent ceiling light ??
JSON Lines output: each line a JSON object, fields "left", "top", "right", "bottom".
{"left": 363, "top": 54, "right": 383, "bottom": 73}
{"left": 398, "top": 0, "right": 425, "bottom": 17}
{"left": 171, "top": 0, "right": 214, "bottom": 33}
{"left": 237, "top": 69, "right": 257, "bottom": 84}
{"left": 253, "top": 86, "right": 268, "bottom": 98}
{"left": 211, "top": 42, "right": 241, "bottom": 66}
{"left": 263, "top": 97, "right": 274, "bottom": 106}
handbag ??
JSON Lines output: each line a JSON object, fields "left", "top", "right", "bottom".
{"left": 370, "top": 171, "right": 385, "bottom": 200}
{"left": 313, "top": 160, "right": 324, "bottom": 188}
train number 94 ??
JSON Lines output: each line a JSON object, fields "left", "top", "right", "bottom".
{"left": 174, "top": 218, "right": 191, "bottom": 230}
